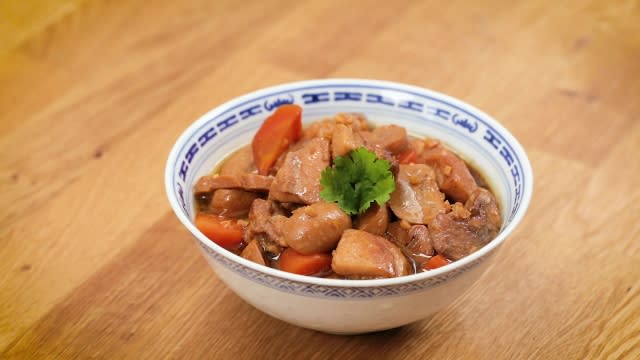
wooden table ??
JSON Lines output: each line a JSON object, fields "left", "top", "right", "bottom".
{"left": 1, "top": 1, "right": 639, "bottom": 358}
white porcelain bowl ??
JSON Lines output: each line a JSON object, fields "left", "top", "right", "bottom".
{"left": 165, "top": 79, "right": 533, "bottom": 334}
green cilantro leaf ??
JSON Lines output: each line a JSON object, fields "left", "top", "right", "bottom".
{"left": 320, "top": 147, "right": 395, "bottom": 215}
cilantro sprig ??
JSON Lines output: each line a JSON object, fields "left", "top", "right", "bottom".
{"left": 320, "top": 147, "right": 395, "bottom": 215}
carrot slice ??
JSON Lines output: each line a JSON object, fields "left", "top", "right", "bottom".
{"left": 426, "top": 254, "right": 450, "bottom": 270}
{"left": 278, "top": 248, "right": 332, "bottom": 275}
{"left": 195, "top": 213, "right": 245, "bottom": 249}
{"left": 252, "top": 104, "right": 302, "bottom": 175}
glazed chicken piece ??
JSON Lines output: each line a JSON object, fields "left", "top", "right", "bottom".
{"left": 422, "top": 142, "right": 478, "bottom": 203}
{"left": 194, "top": 174, "right": 273, "bottom": 193}
{"left": 244, "top": 199, "right": 288, "bottom": 256}
{"left": 193, "top": 173, "right": 272, "bottom": 217}
{"left": 209, "top": 189, "right": 258, "bottom": 218}
{"left": 269, "top": 137, "right": 330, "bottom": 204}
{"left": 219, "top": 145, "right": 256, "bottom": 176}
{"left": 430, "top": 188, "right": 501, "bottom": 260}
{"left": 302, "top": 113, "right": 369, "bottom": 140}
{"left": 331, "top": 123, "right": 365, "bottom": 158}
{"left": 388, "top": 164, "right": 449, "bottom": 225}
{"left": 354, "top": 204, "right": 389, "bottom": 236}
{"left": 193, "top": 145, "right": 271, "bottom": 213}
{"left": 406, "top": 225, "right": 434, "bottom": 261}
{"left": 361, "top": 125, "right": 409, "bottom": 155}
{"left": 192, "top": 138, "right": 305, "bottom": 195}
{"left": 332, "top": 229, "right": 411, "bottom": 278}
{"left": 283, "top": 202, "right": 352, "bottom": 254}
{"left": 385, "top": 222, "right": 434, "bottom": 269}
{"left": 241, "top": 240, "right": 267, "bottom": 266}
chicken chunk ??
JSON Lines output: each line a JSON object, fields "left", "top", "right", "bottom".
{"left": 209, "top": 189, "right": 258, "bottom": 218}
{"left": 332, "top": 229, "right": 411, "bottom": 278}
{"left": 269, "top": 138, "right": 330, "bottom": 204}
{"left": 355, "top": 204, "right": 389, "bottom": 236}
{"left": 331, "top": 123, "right": 365, "bottom": 158}
{"left": 385, "top": 222, "right": 434, "bottom": 269}
{"left": 194, "top": 175, "right": 240, "bottom": 194}
{"left": 239, "top": 174, "right": 273, "bottom": 191}
{"left": 245, "top": 199, "right": 288, "bottom": 255}
{"left": 361, "top": 125, "right": 409, "bottom": 155}
{"left": 219, "top": 145, "right": 256, "bottom": 176}
{"left": 284, "top": 202, "right": 352, "bottom": 254}
{"left": 423, "top": 143, "right": 478, "bottom": 203}
{"left": 406, "top": 225, "right": 434, "bottom": 267}
{"left": 302, "top": 113, "right": 369, "bottom": 140}
{"left": 388, "top": 164, "right": 449, "bottom": 224}
{"left": 430, "top": 188, "right": 502, "bottom": 260}
{"left": 194, "top": 174, "right": 273, "bottom": 193}
{"left": 385, "top": 221, "right": 411, "bottom": 246}
{"left": 241, "top": 240, "right": 267, "bottom": 266}
{"left": 466, "top": 187, "right": 502, "bottom": 232}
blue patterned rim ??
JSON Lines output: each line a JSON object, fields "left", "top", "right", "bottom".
{"left": 196, "top": 240, "right": 491, "bottom": 299}
{"left": 165, "top": 79, "right": 533, "bottom": 299}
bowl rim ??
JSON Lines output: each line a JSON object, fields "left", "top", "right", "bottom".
{"left": 165, "top": 78, "right": 533, "bottom": 288}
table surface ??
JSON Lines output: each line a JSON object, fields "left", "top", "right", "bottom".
{"left": 1, "top": 0, "right": 639, "bottom": 358}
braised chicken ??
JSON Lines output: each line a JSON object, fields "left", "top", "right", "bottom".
{"left": 194, "top": 106, "right": 502, "bottom": 278}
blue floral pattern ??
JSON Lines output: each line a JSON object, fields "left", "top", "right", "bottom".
{"left": 197, "top": 241, "right": 487, "bottom": 299}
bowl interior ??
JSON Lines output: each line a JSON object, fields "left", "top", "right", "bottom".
{"left": 166, "top": 79, "right": 532, "bottom": 284}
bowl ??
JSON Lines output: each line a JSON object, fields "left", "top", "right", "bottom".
{"left": 165, "top": 79, "right": 533, "bottom": 334}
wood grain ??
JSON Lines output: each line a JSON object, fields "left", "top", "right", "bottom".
{"left": 1, "top": 0, "right": 639, "bottom": 358}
